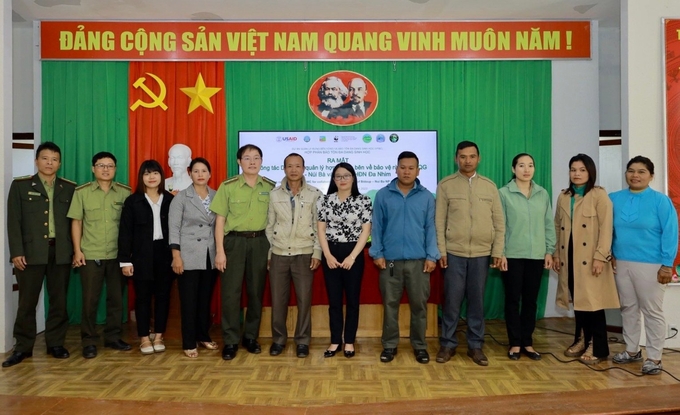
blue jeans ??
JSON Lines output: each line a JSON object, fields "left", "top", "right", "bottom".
{"left": 440, "top": 254, "right": 489, "bottom": 349}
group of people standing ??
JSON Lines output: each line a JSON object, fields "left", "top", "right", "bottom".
{"left": 3, "top": 141, "right": 677, "bottom": 377}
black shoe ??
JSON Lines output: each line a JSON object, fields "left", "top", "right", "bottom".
{"left": 414, "top": 349, "right": 429, "bottom": 364}
{"left": 296, "top": 344, "right": 309, "bottom": 358}
{"left": 82, "top": 345, "right": 97, "bottom": 359}
{"left": 104, "top": 339, "right": 132, "bottom": 351}
{"left": 344, "top": 347, "right": 355, "bottom": 358}
{"left": 380, "top": 348, "right": 398, "bottom": 363}
{"left": 222, "top": 344, "right": 238, "bottom": 360}
{"left": 242, "top": 338, "right": 261, "bottom": 354}
{"left": 521, "top": 347, "right": 541, "bottom": 361}
{"left": 46, "top": 346, "right": 70, "bottom": 359}
{"left": 2, "top": 351, "right": 32, "bottom": 367}
{"left": 508, "top": 350, "right": 521, "bottom": 360}
{"left": 270, "top": 343, "right": 285, "bottom": 356}
{"left": 324, "top": 344, "right": 340, "bottom": 358}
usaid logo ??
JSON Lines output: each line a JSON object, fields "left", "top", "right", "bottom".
{"left": 276, "top": 136, "right": 298, "bottom": 142}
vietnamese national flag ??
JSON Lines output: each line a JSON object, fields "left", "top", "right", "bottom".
{"left": 128, "top": 62, "right": 227, "bottom": 190}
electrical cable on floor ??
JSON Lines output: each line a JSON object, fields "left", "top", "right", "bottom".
{"left": 481, "top": 324, "right": 680, "bottom": 383}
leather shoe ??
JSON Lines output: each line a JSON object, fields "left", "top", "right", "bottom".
{"left": 296, "top": 344, "right": 309, "bottom": 358}
{"left": 324, "top": 344, "right": 340, "bottom": 358}
{"left": 242, "top": 338, "right": 261, "bottom": 354}
{"left": 521, "top": 347, "right": 541, "bottom": 361}
{"left": 508, "top": 350, "right": 521, "bottom": 360}
{"left": 104, "top": 339, "right": 132, "bottom": 351}
{"left": 380, "top": 348, "right": 397, "bottom": 363}
{"left": 222, "top": 344, "right": 238, "bottom": 360}
{"left": 2, "top": 351, "right": 32, "bottom": 367}
{"left": 82, "top": 345, "right": 97, "bottom": 359}
{"left": 436, "top": 346, "right": 455, "bottom": 363}
{"left": 270, "top": 343, "right": 285, "bottom": 356}
{"left": 467, "top": 348, "right": 489, "bottom": 366}
{"left": 414, "top": 349, "right": 430, "bottom": 364}
{"left": 46, "top": 346, "right": 70, "bottom": 359}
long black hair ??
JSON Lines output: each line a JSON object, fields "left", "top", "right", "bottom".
{"left": 565, "top": 153, "right": 597, "bottom": 196}
{"left": 509, "top": 152, "right": 534, "bottom": 182}
{"left": 135, "top": 159, "right": 165, "bottom": 195}
{"left": 327, "top": 162, "right": 360, "bottom": 197}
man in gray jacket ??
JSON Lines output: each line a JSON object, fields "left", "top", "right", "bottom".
{"left": 265, "top": 153, "right": 322, "bottom": 358}
{"left": 435, "top": 141, "right": 505, "bottom": 367}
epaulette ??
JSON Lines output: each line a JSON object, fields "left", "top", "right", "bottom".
{"left": 75, "top": 182, "right": 91, "bottom": 191}
{"left": 478, "top": 176, "right": 497, "bottom": 185}
{"left": 263, "top": 176, "right": 276, "bottom": 186}
{"left": 222, "top": 177, "right": 239, "bottom": 185}
{"left": 59, "top": 177, "right": 77, "bottom": 186}
{"left": 13, "top": 175, "right": 32, "bottom": 181}
{"left": 115, "top": 182, "right": 132, "bottom": 191}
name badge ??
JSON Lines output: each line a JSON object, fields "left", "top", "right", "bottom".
{"left": 28, "top": 191, "right": 41, "bottom": 196}
{"left": 259, "top": 191, "right": 269, "bottom": 195}
{"left": 114, "top": 201, "right": 124, "bottom": 206}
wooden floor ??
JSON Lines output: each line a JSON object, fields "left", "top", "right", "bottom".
{"left": 1, "top": 317, "right": 680, "bottom": 414}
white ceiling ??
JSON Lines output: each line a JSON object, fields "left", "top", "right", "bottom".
{"left": 12, "top": 0, "right": 621, "bottom": 28}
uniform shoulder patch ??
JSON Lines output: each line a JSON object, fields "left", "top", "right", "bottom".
{"left": 75, "top": 182, "right": 92, "bottom": 191}
{"left": 13, "top": 175, "right": 32, "bottom": 181}
{"left": 262, "top": 176, "right": 276, "bottom": 186}
{"left": 222, "top": 177, "right": 239, "bottom": 185}
{"left": 115, "top": 182, "right": 132, "bottom": 191}
{"left": 59, "top": 177, "right": 77, "bottom": 186}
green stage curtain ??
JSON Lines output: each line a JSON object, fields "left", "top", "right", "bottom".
{"left": 225, "top": 61, "right": 552, "bottom": 319}
{"left": 42, "top": 61, "right": 130, "bottom": 325}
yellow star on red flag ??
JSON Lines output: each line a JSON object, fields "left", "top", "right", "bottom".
{"left": 180, "top": 73, "right": 221, "bottom": 114}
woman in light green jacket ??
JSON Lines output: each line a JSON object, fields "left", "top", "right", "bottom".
{"left": 499, "top": 153, "right": 556, "bottom": 361}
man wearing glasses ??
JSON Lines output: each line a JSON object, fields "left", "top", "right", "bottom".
{"left": 67, "top": 152, "right": 132, "bottom": 358}
{"left": 211, "top": 144, "right": 275, "bottom": 360}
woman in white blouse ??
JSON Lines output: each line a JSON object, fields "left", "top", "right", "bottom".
{"left": 317, "top": 162, "right": 372, "bottom": 358}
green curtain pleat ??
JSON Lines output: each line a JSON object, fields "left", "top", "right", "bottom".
{"left": 226, "top": 61, "right": 552, "bottom": 320}
{"left": 42, "top": 61, "right": 130, "bottom": 325}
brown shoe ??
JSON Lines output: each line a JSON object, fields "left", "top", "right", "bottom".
{"left": 436, "top": 346, "right": 455, "bottom": 363}
{"left": 467, "top": 348, "right": 489, "bottom": 366}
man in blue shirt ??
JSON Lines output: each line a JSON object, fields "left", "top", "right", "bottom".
{"left": 369, "top": 151, "right": 440, "bottom": 364}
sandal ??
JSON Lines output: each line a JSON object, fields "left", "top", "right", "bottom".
{"left": 564, "top": 331, "right": 586, "bottom": 357}
{"left": 152, "top": 335, "right": 166, "bottom": 353}
{"left": 184, "top": 348, "right": 198, "bottom": 358}
{"left": 579, "top": 344, "right": 603, "bottom": 365}
{"left": 140, "top": 338, "right": 154, "bottom": 355}
{"left": 198, "top": 341, "right": 219, "bottom": 350}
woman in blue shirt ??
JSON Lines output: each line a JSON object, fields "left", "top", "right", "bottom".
{"left": 499, "top": 153, "right": 556, "bottom": 361}
{"left": 610, "top": 156, "right": 678, "bottom": 375}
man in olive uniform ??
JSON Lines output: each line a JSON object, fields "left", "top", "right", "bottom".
{"left": 3, "top": 142, "right": 76, "bottom": 367}
{"left": 211, "top": 144, "right": 275, "bottom": 360}
{"left": 67, "top": 152, "right": 132, "bottom": 359}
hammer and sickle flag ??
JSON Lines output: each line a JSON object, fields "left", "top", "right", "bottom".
{"left": 127, "top": 61, "right": 227, "bottom": 194}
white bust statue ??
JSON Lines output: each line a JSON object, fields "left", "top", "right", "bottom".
{"left": 165, "top": 144, "right": 193, "bottom": 192}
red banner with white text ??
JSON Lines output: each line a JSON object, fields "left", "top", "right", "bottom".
{"left": 41, "top": 20, "right": 591, "bottom": 61}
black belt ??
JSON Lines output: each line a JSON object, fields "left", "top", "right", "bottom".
{"left": 48, "top": 238, "right": 56, "bottom": 246}
{"left": 229, "top": 230, "right": 265, "bottom": 238}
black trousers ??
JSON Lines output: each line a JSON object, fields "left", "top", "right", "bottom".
{"left": 131, "top": 240, "right": 175, "bottom": 337}
{"left": 501, "top": 258, "right": 544, "bottom": 348}
{"left": 568, "top": 233, "right": 609, "bottom": 358}
{"left": 178, "top": 252, "right": 217, "bottom": 350}
{"left": 322, "top": 241, "right": 364, "bottom": 345}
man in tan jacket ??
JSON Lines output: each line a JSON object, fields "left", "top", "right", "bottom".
{"left": 265, "top": 153, "right": 322, "bottom": 358}
{"left": 435, "top": 141, "right": 505, "bottom": 366}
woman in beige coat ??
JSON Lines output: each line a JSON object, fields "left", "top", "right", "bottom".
{"left": 552, "top": 154, "right": 619, "bottom": 364}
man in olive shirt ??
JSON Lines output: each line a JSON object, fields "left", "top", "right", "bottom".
{"left": 67, "top": 152, "right": 132, "bottom": 359}
{"left": 211, "top": 144, "right": 275, "bottom": 360}
{"left": 3, "top": 142, "right": 76, "bottom": 367}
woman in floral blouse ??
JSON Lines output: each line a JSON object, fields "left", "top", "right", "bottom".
{"left": 317, "top": 162, "right": 372, "bottom": 358}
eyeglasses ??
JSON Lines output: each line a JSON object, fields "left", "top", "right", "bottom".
{"left": 95, "top": 164, "right": 116, "bottom": 170}
{"left": 241, "top": 157, "right": 262, "bottom": 163}
{"left": 334, "top": 174, "right": 352, "bottom": 181}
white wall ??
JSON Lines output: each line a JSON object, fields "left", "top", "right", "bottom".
{"left": 622, "top": 0, "right": 680, "bottom": 190}
{"left": 599, "top": 27, "right": 622, "bottom": 131}
{"left": 12, "top": 25, "right": 33, "bottom": 133}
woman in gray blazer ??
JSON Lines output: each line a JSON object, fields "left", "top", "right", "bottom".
{"left": 168, "top": 157, "right": 218, "bottom": 358}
